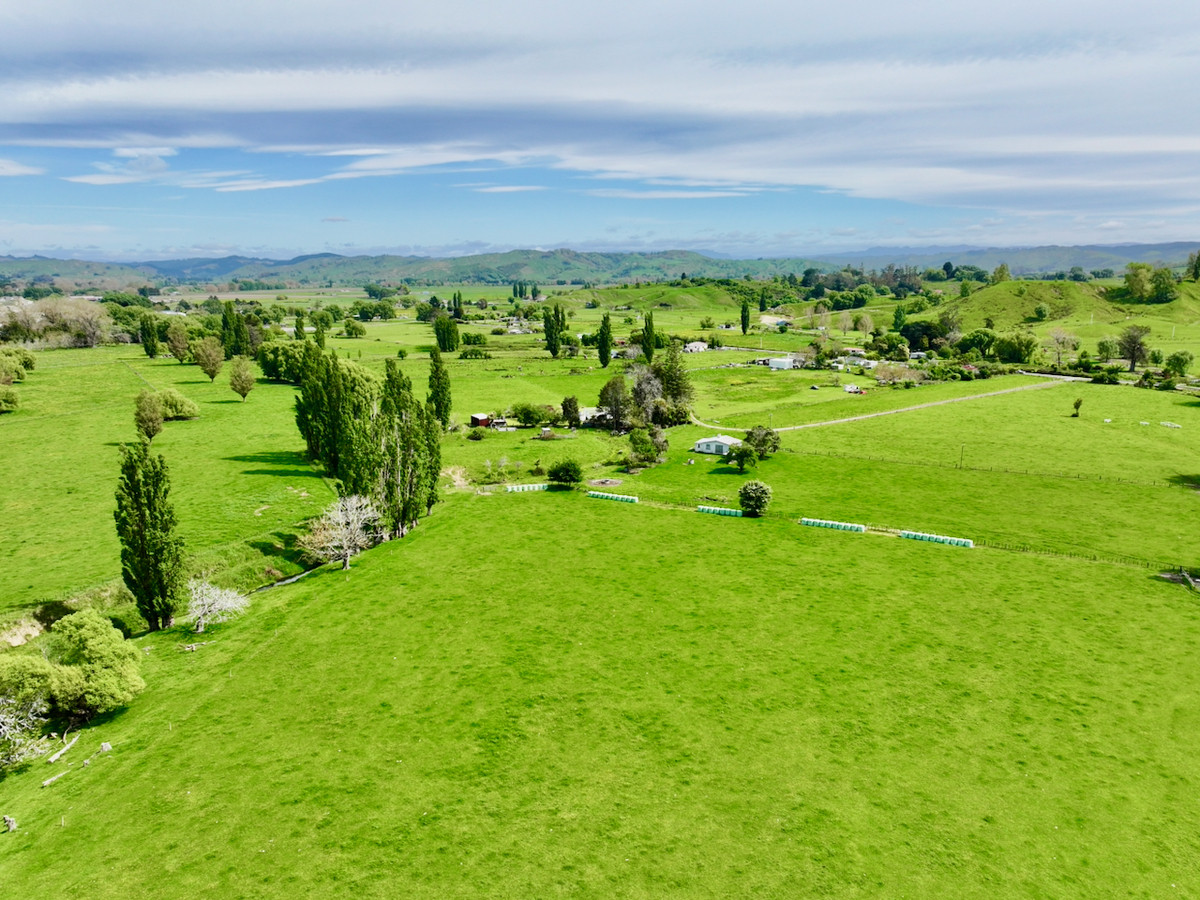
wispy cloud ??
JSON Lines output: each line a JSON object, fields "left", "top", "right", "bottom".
{"left": 473, "top": 185, "right": 546, "bottom": 193}
{"left": 2, "top": 1, "right": 1199, "bottom": 253}
{"left": 0, "top": 158, "right": 44, "bottom": 176}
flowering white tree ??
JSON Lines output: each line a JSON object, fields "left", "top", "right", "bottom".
{"left": 0, "top": 696, "right": 49, "bottom": 769}
{"left": 187, "top": 580, "right": 249, "bottom": 633}
{"left": 299, "top": 495, "right": 381, "bottom": 570}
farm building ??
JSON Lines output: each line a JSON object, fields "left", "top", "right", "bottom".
{"left": 469, "top": 413, "right": 491, "bottom": 428}
{"left": 684, "top": 341, "right": 708, "bottom": 353}
{"left": 693, "top": 434, "right": 743, "bottom": 455}
{"left": 767, "top": 357, "right": 795, "bottom": 370}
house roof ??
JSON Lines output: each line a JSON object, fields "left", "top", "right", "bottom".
{"left": 696, "top": 434, "right": 742, "bottom": 446}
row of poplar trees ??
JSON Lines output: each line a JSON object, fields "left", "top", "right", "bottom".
{"left": 294, "top": 343, "right": 448, "bottom": 538}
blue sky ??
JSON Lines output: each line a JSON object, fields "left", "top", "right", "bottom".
{"left": 1, "top": 1, "right": 1197, "bottom": 261}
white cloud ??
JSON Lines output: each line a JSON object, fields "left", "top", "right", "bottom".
{"left": 0, "top": 158, "right": 43, "bottom": 176}
{"left": 2, "top": 0, "right": 1199, "bottom": 248}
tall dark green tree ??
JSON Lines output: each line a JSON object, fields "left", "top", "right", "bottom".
{"left": 428, "top": 346, "right": 452, "bottom": 428}
{"left": 642, "top": 310, "right": 656, "bottom": 363}
{"left": 113, "top": 440, "right": 185, "bottom": 631}
{"left": 139, "top": 314, "right": 159, "bottom": 358}
{"left": 543, "top": 307, "right": 561, "bottom": 357}
{"left": 293, "top": 309, "right": 305, "bottom": 341}
{"left": 433, "top": 314, "right": 460, "bottom": 352}
{"left": 374, "top": 360, "right": 440, "bottom": 538}
{"left": 651, "top": 341, "right": 693, "bottom": 406}
{"left": 220, "top": 301, "right": 250, "bottom": 359}
{"left": 597, "top": 313, "right": 613, "bottom": 368}
{"left": 740, "top": 298, "right": 751, "bottom": 335}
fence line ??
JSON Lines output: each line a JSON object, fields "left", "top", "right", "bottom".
{"left": 781, "top": 447, "right": 1188, "bottom": 490}
{"left": 499, "top": 485, "right": 1186, "bottom": 572}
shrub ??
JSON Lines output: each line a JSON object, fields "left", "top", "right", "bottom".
{"left": 0, "top": 387, "right": 17, "bottom": 413}
{"left": 459, "top": 347, "right": 491, "bottom": 360}
{"left": 396, "top": 348, "right": 408, "bottom": 359}
{"left": 157, "top": 388, "right": 199, "bottom": 420}
{"left": 461, "top": 332, "right": 487, "bottom": 346}
{"left": 47, "top": 609, "right": 145, "bottom": 718}
{"left": 0, "top": 347, "right": 34, "bottom": 371}
{"left": 548, "top": 459, "right": 583, "bottom": 486}
{"left": 468, "top": 427, "right": 487, "bottom": 441}
{"left": 738, "top": 480, "right": 773, "bottom": 517}
{"left": 0, "top": 357, "right": 25, "bottom": 383}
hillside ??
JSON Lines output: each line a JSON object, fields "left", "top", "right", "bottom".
{"left": 820, "top": 241, "right": 1200, "bottom": 275}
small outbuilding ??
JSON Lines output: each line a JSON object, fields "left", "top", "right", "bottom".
{"left": 684, "top": 341, "right": 708, "bottom": 353}
{"left": 470, "top": 413, "right": 491, "bottom": 428}
{"left": 693, "top": 434, "right": 743, "bottom": 455}
{"left": 767, "top": 357, "right": 794, "bottom": 370}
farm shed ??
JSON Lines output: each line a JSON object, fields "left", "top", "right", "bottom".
{"left": 767, "top": 357, "right": 794, "bottom": 370}
{"left": 469, "top": 413, "right": 491, "bottom": 428}
{"left": 684, "top": 341, "right": 708, "bottom": 353}
{"left": 693, "top": 435, "right": 743, "bottom": 455}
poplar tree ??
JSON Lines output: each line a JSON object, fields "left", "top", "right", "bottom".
{"left": 428, "top": 346, "right": 452, "bottom": 428}
{"left": 113, "top": 440, "right": 185, "bottom": 631}
{"left": 597, "top": 313, "right": 613, "bottom": 368}
{"left": 543, "top": 307, "right": 561, "bottom": 357}
{"left": 139, "top": 314, "right": 159, "bottom": 358}
{"left": 642, "top": 310, "right": 656, "bottom": 363}
{"left": 294, "top": 309, "right": 306, "bottom": 341}
{"left": 740, "top": 298, "right": 750, "bottom": 335}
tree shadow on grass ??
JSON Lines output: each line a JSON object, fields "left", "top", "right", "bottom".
{"left": 248, "top": 531, "right": 307, "bottom": 569}
{"left": 1166, "top": 474, "right": 1200, "bottom": 489}
{"left": 223, "top": 450, "right": 324, "bottom": 478}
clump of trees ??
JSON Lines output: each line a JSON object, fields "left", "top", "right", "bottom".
{"left": 295, "top": 351, "right": 442, "bottom": 540}
{"left": 595, "top": 341, "right": 693, "bottom": 431}
{"left": 0, "top": 608, "right": 146, "bottom": 765}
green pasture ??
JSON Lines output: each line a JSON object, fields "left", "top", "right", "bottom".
{"left": 0, "top": 347, "right": 334, "bottom": 618}
{"left": 2, "top": 496, "right": 1199, "bottom": 897}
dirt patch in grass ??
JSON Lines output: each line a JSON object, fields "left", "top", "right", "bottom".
{"left": 446, "top": 466, "right": 472, "bottom": 489}
{"left": 589, "top": 478, "right": 623, "bottom": 486}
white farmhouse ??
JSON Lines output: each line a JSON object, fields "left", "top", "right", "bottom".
{"left": 684, "top": 341, "right": 708, "bottom": 353}
{"left": 693, "top": 434, "right": 743, "bottom": 455}
{"left": 767, "top": 357, "right": 794, "bottom": 370}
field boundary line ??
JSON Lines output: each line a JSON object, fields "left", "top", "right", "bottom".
{"left": 690, "top": 381, "right": 1058, "bottom": 432}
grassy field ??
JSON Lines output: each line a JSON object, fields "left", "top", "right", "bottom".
{"left": 0, "top": 347, "right": 335, "bottom": 619}
{"left": 4, "top": 283, "right": 1200, "bottom": 896}
{"left": 1, "top": 495, "right": 1198, "bottom": 897}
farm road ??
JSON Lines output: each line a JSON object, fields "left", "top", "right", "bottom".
{"left": 691, "top": 380, "right": 1060, "bottom": 433}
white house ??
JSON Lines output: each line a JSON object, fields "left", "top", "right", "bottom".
{"left": 767, "top": 357, "right": 794, "bottom": 370}
{"left": 693, "top": 434, "right": 743, "bottom": 455}
{"left": 684, "top": 341, "right": 708, "bottom": 353}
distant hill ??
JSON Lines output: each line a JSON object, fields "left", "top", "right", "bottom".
{"left": 818, "top": 242, "right": 1200, "bottom": 275}
{"left": 2, "top": 243, "right": 1197, "bottom": 291}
